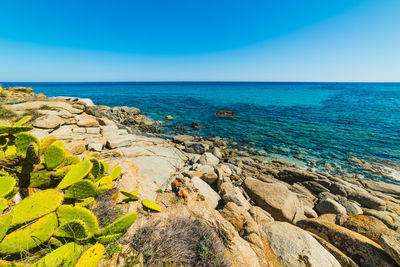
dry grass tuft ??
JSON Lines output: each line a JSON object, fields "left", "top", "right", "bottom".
{"left": 132, "top": 217, "right": 230, "bottom": 267}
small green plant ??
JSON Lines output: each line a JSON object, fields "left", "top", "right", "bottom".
{"left": 105, "top": 242, "right": 122, "bottom": 259}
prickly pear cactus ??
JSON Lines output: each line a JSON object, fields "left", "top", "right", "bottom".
{"left": 95, "top": 233, "right": 122, "bottom": 244}
{"left": 45, "top": 140, "right": 65, "bottom": 169}
{"left": 0, "top": 176, "right": 16, "bottom": 198}
{"left": 142, "top": 199, "right": 162, "bottom": 212}
{"left": 0, "top": 125, "right": 33, "bottom": 135}
{"left": 110, "top": 166, "right": 121, "bottom": 180}
{"left": 15, "top": 132, "right": 39, "bottom": 154}
{"left": 29, "top": 170, "right": 53, "bottom": 188}
{"left": 39, "top": 136, "right": 56, "bottom": 154}
{"left": 0, "top": 213, "right": 58, "bottom": 254}
{"left": 95, "top": 175, "right": 113, "bottom": 193}
{"left": 95, "top": 212, "right": 137, "bottom": 237}
{"left": 10, "top": 188, "right": 63, "bottom": 226}
{"left": 55, "top": 219, "right": 89, "bottom": 240}
{"left": 120, "top": 190, "right": 139, "bottom": 201}
{"left": 75, "top": 243, "right": 105, "bottom": 267}
{"left": 19, "top": 143, "right": 40, "bottom": 188}
{"left": 57, "top": 160, "right": 92, "bottom": 189}
{"left": 0, "top": 213, "right": 12, "bottom": 241}
{"left": 0, "top": 198, "right": 8, "bottom": 213}
{"left": 90, "top": 158, "right": 104, "bottom": 181}
{"left": 65, "top": 180, "right": 98, "bottom": 199}
{"left": 32, "top": 242, "right": 82, "bottom": 267}
{"left": 13, "top": 115, "right": 31, "bottom": 126}
{"left": 56, "top": 205, "right": 98, "bottom": 238}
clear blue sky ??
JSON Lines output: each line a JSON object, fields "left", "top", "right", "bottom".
{"left": 1, "top": 0, "right": 399, "bottom": 82}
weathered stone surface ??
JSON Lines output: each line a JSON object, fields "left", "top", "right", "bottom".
{"left": 220, "top": 182, "right": 250, "bottom": 210}
{"left": 106, "top": 136, "right": 133, "bottom": 148}
{"left": 308, "top": 232, "right": 358, "bottom": 267}
{"left": 185, "top": 142, "right": 209, "bottom": 154}
{"left": 172, "top": 135, "right": 194, "bottom": 144}
{"left": 87, "top": 142, "right": 103, "bottom": 152}
{"left": 191, "top": 177, "right": 221, "bottom": 208}
{"left": 278, "top": 167, "right": 320, "bottom": 183}
{"left": 199, "top": 152, "right": 219, "bottom": 166}
{"left": 316, "top": 199, "right": 347, "bottom": 215}
{"left": 261, "top": 222, "right": 341, "bottom": 267}
{"left": 220, "top": 202, "right": 259, "bottom": 238}
{"left": 342, "top": 215, "right": 394, "bottom": 242}
{"left": 65, "top": 140, "right": 86, "bottom": 155}
{"left": 195, "top": 164, "right": 218, "bottom": 184}
{"left": 212, "top": 147, "right": 223, "bottom": 159}
{"left": 243, "top": 178, "right": 304, "bottom": 223}
{"left": 33, "top": 114, "right": 63, "bottom": 129}
{"left": 77, "top": 115, "right": 99, "bottom": 127}
{"left": 362, "top": 208, "right": 397, "bottom": 229}
{"left": 5, "top": 101, "right": 83, "bottom": 114}
{"left": 304, "top": 206, "right": 318, "bottom": 218}
{"left": 362, "top": 180, "right": 400, "bottom": 197}
{"left": 378, "top": 234, "right": 400, "bottom": 265}
{"left": 338, "top": 200, "right": 363, "bottom": 216}
{"left": 297, "top": 219, "right": 397, "bottom": 266}
{"left": 347, "top": 190, "right": 386, "bottom": 211}
{"left": 86, "top": 127, "right": 101, "bottom": 134}
{"left": 248, "top": 206, "right": 274, "bottom": 229}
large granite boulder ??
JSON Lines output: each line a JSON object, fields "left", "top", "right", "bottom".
{"left": 297, "top": 219, "right": 397, "bottom": 266}
{"left": 316, "top": 198, "right": 347, "bottom": 215}
{"left": 261, "top": 222, "right": 341, "bottom": 267}
{"left": 191, "top": 177, "right": 221, "bottom": 209}
{"left": 378, "top": 234, "right": 400, "bottom": 265}
{"left": 243, "top": 178, "right": 304, "bottom": 223}
{"left": 342, "top": 215, "right": 395, "bottom": 242}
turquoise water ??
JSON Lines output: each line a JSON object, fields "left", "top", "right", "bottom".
{"left": 3, "top": 82, "right": 400, "bottom": 183}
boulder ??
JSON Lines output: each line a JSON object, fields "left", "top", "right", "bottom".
{"left": 338, "top": 200, "right": 363, "bottom": 216}
{"left": 195, "top": 165, "right": 218, "bottom": 184}
{"left": 185, "top": 142, "right": 209, "bottom": 154}
{"left": 304, "top": 206, "right": 318, "bottom": 218}
{"left": 362, "top": 208, "right": 397, "bottom": 229}
{"left": 248, "top": 206, "right": 274, "bottom": 229}
{"left": 347, "top": 190, "right": 386, "bottom": 211}
{"left": 316, "top": 199, "right": 347, "bottom": 215}
{"left": 106, "top": 136, "right": 133, "bottom": 148}
{"left": 378, "top": 234, "right": 400, "bottom": 265}
{"left": 220, "top": 182, "right": 250, "bottom": 211}
{"left": 33, "top": 114, "right": 63, "bottom": 129}
{"left": 243, "top": 178, "right": 304, "bottom": 223}
{"left": 191, "top": 177, "right": 221, "bottom": 209}
{"left": 77, "top": 116, "right": 99, "bottom": 127}
{"left": 342, "top": 215, "right": 394, "bottom": 242}
{"left": 65, "top": 141, "right": 86, "bottom": 155}
{"left": 172, "top": 135, "right": 194, "bottom": 144}
{"left": 212, "top": 147, "right": 223, "bottom": 159}
{"left": 199, "top": 152, "right": 219, "bottom": 166}
{"left": 219, "top": 202, "right": 259, "bottom": 238}
{"left": 297, "top": 219, "right": 397, "bottom": 266}
{"left": 261, "top": 222, "right": 341, "bottom": 267}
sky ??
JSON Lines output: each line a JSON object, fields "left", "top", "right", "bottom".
{"left": 0, "top": 0, "right": 399, "bottom": 82}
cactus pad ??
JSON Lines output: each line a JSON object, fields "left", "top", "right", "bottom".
{"left": 95, "top": 212, "right": 137, "bottom": 237}
{"left": 57, "top": 160, "right": 92, "bottom": 189}
{"left": 0, "top": 198, "right": 8, "bottom": 213}
{"left": 110, "top": 166, "right": 122, "bottom": 180}
{"left": 90, "top": 158, "right": 104, "bottom": 181}
{"left": 39, "top": 136, "right": 56, "bottom": 154}
{"left": 13, "top": 115, "right": 31, "bottom": 126}
{"left": 30, "top": 170, "right": 52, "bottom": 188}
{"left": 75, "top": 243, "right": 105, "bottom": 267}
{"left": 15, "top": 132, "right": 40, "bottom": 154}
{"left": 33, "top": 242, "right": 82, "bottom": 267}
{"left": 45, "top": 140, "right": 65, "bottom": 169}
{"left": 57, "top": 205, "right": 98, "bottom": 238}
{"left": 95, "top": 175, "right": 113, "bottom": 192}
{"left": 76, "top": 197, "right": 95, "bottom": 207}
{"left": 65, "top": 180, "right": 98, "bottom": 199}
{"left": 0, "top": 176, "right": 16, "bottom": 198}
{"left": 11, "top": 188, "right": 63, "bottom": 226}
{"left": 120, "top": 190, "right": 139, "bottom": 201}
{"left": 0, "top": 125, "right": 33, "bottom": 135}
{"left": 95, "top": 233, "right": 122, "bottom": 244}
{"left": 55, "top": 219, "right": 89, "bottom": 240}
{"left": 0, "top": 213, "right": 58, "bottom": 254}
{"left": 0, "top": 213, "right": 12, "bottom": 241}
{"left": 142, "top": 199, "right": 162, "bottom": 212}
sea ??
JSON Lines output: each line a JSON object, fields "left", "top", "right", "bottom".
{"left": 2, "top": 82, "right": 400, "bottom": 184}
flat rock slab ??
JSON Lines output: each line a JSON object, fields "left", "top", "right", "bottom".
{"left": 5, "top": 101, "right": 83, "bottom": 114}
{"left": 261, "top": 222, "right": 341, "bottom": 267}
{"left": 379, "top": 234, "right": 400, "bottom": 265}
{"left": 33, "top": 114, "right": 63, "bottom": 129}
{"left": 191, "top": 177, "right": 221, "bottom": 208}
{"left": 297, "top": 219, "right": 397, "bottom": 266}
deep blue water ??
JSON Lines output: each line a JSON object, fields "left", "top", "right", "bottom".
{"left": 2, "top": 82, "right": 400, "bottom": 183}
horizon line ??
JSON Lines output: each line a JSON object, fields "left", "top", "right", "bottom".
{"left": 2, "top": 81, "right": 400, "bottom": 84}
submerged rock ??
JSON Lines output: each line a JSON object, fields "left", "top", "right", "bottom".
{"left": 215, "top": 110, "right": 238, "bottom": 117}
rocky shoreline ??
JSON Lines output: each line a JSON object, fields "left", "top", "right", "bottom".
{"left": 1, "top": 86, "right": 400, "bottom": 266}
